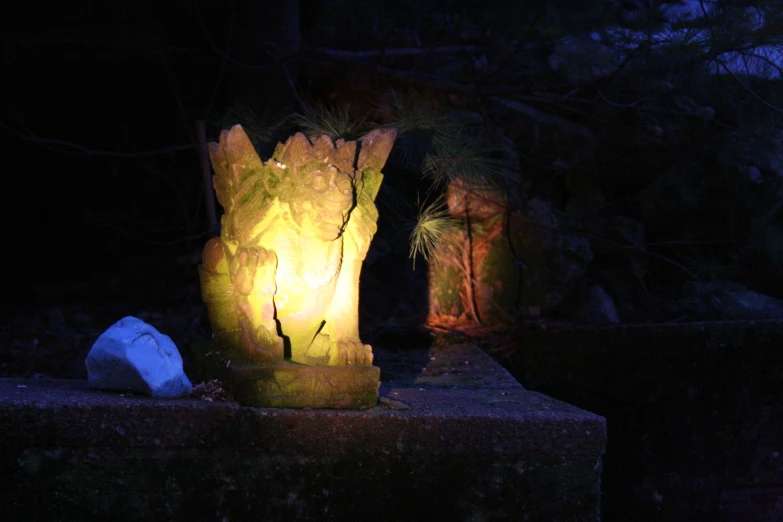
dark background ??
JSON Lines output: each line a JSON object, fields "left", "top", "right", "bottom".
{"left": 4, "top": 2, "right": 287, "bottom": 296}
{"left": 2, "top": 0, "right": 431, "bottom": 368}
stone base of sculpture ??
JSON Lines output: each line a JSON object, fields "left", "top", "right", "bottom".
{"left": 231, "top": 361, "right": 380, "bottom": 409}
{"left": 191, "top": 341, "right": 379, "bottom": 409}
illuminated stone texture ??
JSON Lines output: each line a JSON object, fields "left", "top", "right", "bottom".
{"left": 230, "top": 362, "right": 381, "bottom": 409}
{"left": 199, "top": 125, "right": 396, "bottom": 408}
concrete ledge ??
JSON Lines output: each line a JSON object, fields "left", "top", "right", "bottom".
{"left": 511, "top": 319, "right": 783, "bottom": 522}
{"left": 0, "top": 341, "right": 606, "bottom": 522}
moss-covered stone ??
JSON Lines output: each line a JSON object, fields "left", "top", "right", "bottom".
{"left": 190, "top": 340, "right": 379, "bottom": 409}
{"left": 428, "top": 246, "right": 466, "bottom": 318}
{"left": 230, "top": 361, "right": 380, "bottom": 409}
{"left": 428, "top": 198, "right": 593, "bottom": 322}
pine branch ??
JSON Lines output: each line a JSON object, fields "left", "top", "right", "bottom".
{"left": 408, "top": 195, "right": 460, "bottom": 270}
{"left": 292, "top": 103, "right": 369, "bottom": 139}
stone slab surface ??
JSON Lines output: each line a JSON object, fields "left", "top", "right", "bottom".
{"left": 0, "top": 340, "right": 606, "bottom": 521}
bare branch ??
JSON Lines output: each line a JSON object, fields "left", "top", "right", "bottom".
{"left": 489, "top": 97, "right": 597, "bottom": 141}
{"left": 714, "top": 58, "right": 783, "bottom": 113}
{"left": 208, "top": 42, "right": 285, "bottom": 70}
{"left": 595, "top": 87, "right": 646, "bottom": 108}
{"left": 648, "top": 238, "right": 739, "bottom": 247}
{"left": 158, "top": 49, "right": 195, "bottom": 144}
{"left": 309, "top": 45, "right": 481, "bottom": 59}
{"left": 0, "top": 122, "right": 195, "bottom": 158}
{"left": 301, "top": 51, "right": 537, "bottom": 97}
{"left": 301, "top": 54, "right": 479, "bottom": 94}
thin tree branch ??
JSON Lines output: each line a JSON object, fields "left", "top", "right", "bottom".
{"left": 648, "top": 238, "right": 740, "bottom": 247}
{"left": 438, "top": 181, "right": 702, "bottom": 280}
{"left": 595, "top": 87, "right": 647, "bottom": 108}
{"left": 158, "top": 49, "right": 196, "bottom": 145}
{"left": 85, "top": 209, "right": 210, "bottom": 247}
{"left": 714, "top": 58, "right": 783, "bottom": 112}
{"left": 207, "top": 39, "right": 287, "bottom": 70}
{"left": 300, "top": 52, "right": 541, "bottom": 97}
{"left": 309, "top": 45, "right": 481, "bottom": 59}
{"left": 549, "top": 92, "right": 737, "bottom": 130}
{"left": 487, "top": 0, "right": 548, "bottom": 81}
{"left": 300, "top": 54, "right": 478, "bottom": 94}
{"left": 0, "top": 122, "right": 195, "bottom": 158}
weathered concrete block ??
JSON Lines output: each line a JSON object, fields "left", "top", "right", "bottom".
{"left": 0, "top": 341, "right": 606, "bottom": 522}
{"left": 510, "top": 319, "right": 783, "bottom": 522}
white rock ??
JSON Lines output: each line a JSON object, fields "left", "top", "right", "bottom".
{"left": 85, "top": 316, "right": 192, "bottom": 398}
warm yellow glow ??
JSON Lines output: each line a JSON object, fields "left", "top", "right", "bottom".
{"left": 199, "top": 126, "right": 396, "bottom": 371}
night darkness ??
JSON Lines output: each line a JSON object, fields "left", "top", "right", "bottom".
{"left": 4, "top": 2, "right": 278, "bottom": 302}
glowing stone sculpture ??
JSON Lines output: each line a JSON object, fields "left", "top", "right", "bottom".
{"left": 199, "top": 125, "right": 396, "bottom": 408}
